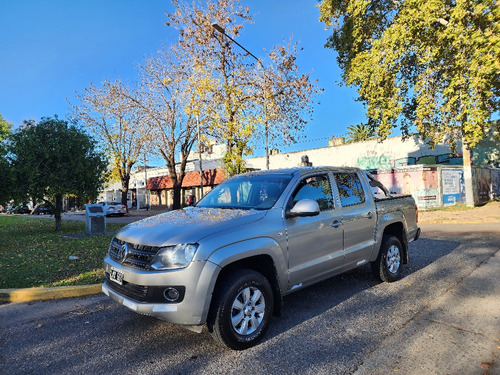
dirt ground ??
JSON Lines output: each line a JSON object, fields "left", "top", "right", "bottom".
{"left": 418, "top": 200, "right": 500, "bottom": 224}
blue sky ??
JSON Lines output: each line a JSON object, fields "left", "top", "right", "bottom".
{"left": 0, "top": 0, "right": 367, "bottom": 158}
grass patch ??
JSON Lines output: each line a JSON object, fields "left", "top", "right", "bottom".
{"left": 0, "top": 216, "right": 125, "bottom": 289}
{"left": 424, "top": 204, "right": 472, "bottom": 212}
{"left": 424, "top": 200, "right": 499, "bottom": 213}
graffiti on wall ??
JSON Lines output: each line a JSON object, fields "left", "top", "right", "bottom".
{"left": 358, "top": 153, "right": 463, "bottom": 169}
{"left": 357, "top": 155, "right": 392, "bottom": 170}
{"left": 472, "top": 147, "right": 500, "bottom": 168}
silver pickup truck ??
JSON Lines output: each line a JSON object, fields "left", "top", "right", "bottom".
{"left": 102, "top": 167, "right": 420, "bottom": 349}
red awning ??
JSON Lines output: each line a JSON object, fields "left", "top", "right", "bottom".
{"left": 147, "top": 168, "right": 226, "bottom": 190}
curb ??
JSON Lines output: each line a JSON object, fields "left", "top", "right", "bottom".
{"left": 0, "top": 284, "right": 102, "bottom": 303}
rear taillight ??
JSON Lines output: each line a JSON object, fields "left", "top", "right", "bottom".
{"left": 415, "top": 204, "right": 419, "bottom": 223}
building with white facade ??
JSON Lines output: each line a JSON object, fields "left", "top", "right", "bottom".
{"left": 99, "top": 133, "right": 500, "bottom": 210}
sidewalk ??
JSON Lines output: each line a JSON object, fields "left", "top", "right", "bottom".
{"left": 354, "top": 249, "right": 500, "bottom": 375}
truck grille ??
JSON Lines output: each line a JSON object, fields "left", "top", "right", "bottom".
{"left": 108, "top": 237, "right": 159, "bottom": 270}
{"left": 105, "top": 273, "right": 149, "bottom": 301}
{"left": 104, "top": 274, "right": 185, "bottom": 303}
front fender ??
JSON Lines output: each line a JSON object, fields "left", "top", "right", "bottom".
{"left": 207, "top": 237, "right": 288, "bottom": 294}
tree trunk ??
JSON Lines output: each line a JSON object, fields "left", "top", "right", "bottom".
{"left": 121, "top": 189, "right": 128, "bottom": 211}
{"left": 54, "top": 193, "right": 63, "bottom": 232}
{"left": 121, "top": 175, "right": 130, "bottom": 211}
{"left": 462, "top": 143, "right": 475, "bottom": 207}
{"left": 172, "top": 182, "right": 182, "bottom": 210}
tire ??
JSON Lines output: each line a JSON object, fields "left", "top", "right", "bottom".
{"left": 208, "top": 269, "right": 274, "bottom": 350}
{"left": 372, "top": 235, "right": 403, "bottom": 282}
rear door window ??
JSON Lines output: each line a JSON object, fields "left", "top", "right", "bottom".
{"left": 334, "top": 172, "right": 366, "bottom": 207}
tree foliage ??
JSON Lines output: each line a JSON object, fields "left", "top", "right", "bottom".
{"left": 0, "top": 113, "right": 13, "bottom": 205}
{"left": 0, "top": 113, "right": 12, "bottom": 141}
{"left": 319, "top": 0, "right": 500, "bottom": 149}
{"left": 167, "top": 0, "right": 321, "bottom": 174}
{"left": 345, "top": 123, "right": 375, "bottom": 143}
{"left": 71, "top": 80, "right": 150, "bottom": 208}
{"left": 129, "top": 46, "right": 200, "bottom": 209}
{"left": 7, "top": 117, "right": 108, "bottom": 231}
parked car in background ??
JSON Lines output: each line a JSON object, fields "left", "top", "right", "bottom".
{"left": 98, "top": 201, "right": 127, "bottom": 216}
{"left": 32, "top": 204, "right": 53, "bottom": 215}
{"left": 8, "top": 205, "right": 32, "bottom": 214}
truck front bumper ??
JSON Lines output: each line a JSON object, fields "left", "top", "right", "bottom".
{"left": 102, "top": 256, "right": 220, "bottom": 327}
{"left": 102, "top": 282, "right": 201, "bottom": 330}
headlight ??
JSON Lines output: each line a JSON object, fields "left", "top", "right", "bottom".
{"left": 151, "top": 244, "right": 199, "bottom": 270}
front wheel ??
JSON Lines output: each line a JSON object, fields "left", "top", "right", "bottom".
{"left": 208, "top": 269, "right": 273, "bottom": 350}
{"left": 372, "top": 235, "right": 403, "bottom": 282}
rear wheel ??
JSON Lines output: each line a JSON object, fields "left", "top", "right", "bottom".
{"left": 208, "top": 269, "right": 273, "bottom": 350}
{"left": 372, "top": 235, "right": 403, "bottom": 282}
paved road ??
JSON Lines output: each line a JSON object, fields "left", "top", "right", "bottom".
{"left": 1, "top": 225, "right": 499, "bottom": 375}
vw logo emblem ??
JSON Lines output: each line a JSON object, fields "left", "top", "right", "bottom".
{"left": 118, "top": 243, "right": 129, "bottom": 262}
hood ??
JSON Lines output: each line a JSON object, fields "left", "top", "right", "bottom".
{"left": 115, "top": 207, "right": 267, "bottom": 246}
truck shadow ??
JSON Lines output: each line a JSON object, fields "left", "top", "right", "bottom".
{"left": 264, "top": 235, "right": 462, "bottom": 341}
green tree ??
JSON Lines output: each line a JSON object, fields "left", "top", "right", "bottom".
{"left": 319, "top": 0, "right": 499, "bottom": 206}
{"left": 0, "top": 113, "right": 12, "bottom": 140}
{"left": 0, "top": 113, "right": 13, "bottom": 206}
{"left": 345, "top": 123, "right": 375, "bottom": 143}
{"left": 318, "top": 0, "right": 500, "bottom": 148}
{"left": 8, "top": 117, "right": 108, "bottom": 231}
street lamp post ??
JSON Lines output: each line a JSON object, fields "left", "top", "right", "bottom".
{"left": 212, "top": 23, "right": 269, "bottom": 170}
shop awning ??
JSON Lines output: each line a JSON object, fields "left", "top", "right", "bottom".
{"left": 147, "top": 168, "right": 226, "bottom": 190}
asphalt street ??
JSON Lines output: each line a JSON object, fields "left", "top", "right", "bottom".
{"left": 1, "top": 223, "right": 499, "bottom": 375}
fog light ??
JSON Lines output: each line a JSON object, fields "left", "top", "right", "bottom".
{"left": 164, "top": 287, "right": 180, "bottom": 302}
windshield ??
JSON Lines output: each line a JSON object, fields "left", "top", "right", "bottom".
{"left": 196, "top": 174, "right": 292, "bottom": 210}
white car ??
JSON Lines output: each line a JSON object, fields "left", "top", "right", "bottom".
{"left": 98, "top": 201, "right": 127, "bottom": 216}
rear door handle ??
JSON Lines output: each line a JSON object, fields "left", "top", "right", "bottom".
{"left": 331, "top": 220, "right": 341, "bottom": 228}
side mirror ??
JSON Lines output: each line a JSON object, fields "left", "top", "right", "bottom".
{"left": 286, "top": 199, "right": 320, "bottom": 218}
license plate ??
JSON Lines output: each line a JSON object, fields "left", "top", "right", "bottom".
{"left": 110, "top": 267, "right": 124, "bottom": 285}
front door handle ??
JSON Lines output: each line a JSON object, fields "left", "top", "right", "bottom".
{"left": 331, "top": 220, "right": 341, "bottom": 228}
{"left": 363, "top": 212, "right": 373, "bottom": 219}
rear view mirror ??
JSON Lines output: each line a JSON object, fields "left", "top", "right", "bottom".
{"left": 286, "top": 199, "right": 320, "bottom": 218}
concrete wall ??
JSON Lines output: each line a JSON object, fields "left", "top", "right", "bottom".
{"left": 245, "top": 135, "right": 463, "bottom": 171}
